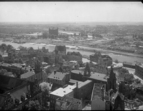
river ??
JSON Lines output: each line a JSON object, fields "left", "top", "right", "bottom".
{"left": 0, "top": 40, "right": 143, "bottom": 64}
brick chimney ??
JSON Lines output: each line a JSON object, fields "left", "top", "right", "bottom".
{"left": 76, "top": 81, "right": 78, "bottom": 88}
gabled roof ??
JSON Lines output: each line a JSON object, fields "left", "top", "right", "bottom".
{"left": 48, "top": 72, "right": 68, "bottom": 80}
{"left": 21, "top": 71, "right": 35, "bottom": 79}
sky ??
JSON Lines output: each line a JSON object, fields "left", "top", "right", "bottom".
{"left": 0, "top": 2, "right": 143, "bottom": 23}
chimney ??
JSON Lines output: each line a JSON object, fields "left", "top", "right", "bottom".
{"left": 76, "top": 81, "right": 78, "bottom": 88}
{"left": 54, "top": 71, "right": 56, "bottom": 75}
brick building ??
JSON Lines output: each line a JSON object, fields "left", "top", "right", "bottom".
{"left": 93, "top": 64, "right": 108, "bottom": 74}
{"left": 47, "top": 71, "right": 71, "bottom": 87}
{"left": 70, "top": 70, "right": 85, "bottom": 81}
{"left": 98, "top": 55, "right": 112, "bottom": 67}
{"left": 90, "top": 51, "right": 101, "bottom": 63}
{"left": 135, "top": 64, "right": 143, "bottom": 80}
{"left": 50, "top": 85, "right": 76, "bottom": 110}
{"left": 74, "top": 80, "right": 93, "bottom": 101}
{"left": 55, "top": 45, "right": 66, "bottom": 56}
{"left": 66, "top": 52, "right": 82, "bottom": 65}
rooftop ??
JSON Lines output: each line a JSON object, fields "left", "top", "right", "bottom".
{"left": 48, "top": 71, "right": 68, "bottom": 80}
{"left": 21, "top": 71, "right": 35, "bottom": 79}
{"left": 78, "top": 80, "right": 92, "bottom": 88}
{"left": 89, "top": 72, "right": 107, "bottom": 82}
{"left": 91, "top": 83, "right": 105, "bottom": 101}
{"left": 69, "top": 79, "right": 84, "bottom": 85}
{"left": 50, "top": 85, "right": 75, "bottom": 97}
{"left": 71, "top": 70, "right": 84, "bottom": 75}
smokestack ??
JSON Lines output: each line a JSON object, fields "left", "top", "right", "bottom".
{"left": 76, "top": 81, "right": 78, "bottom": 88}
{"left": 54, "top": 71, "right": 56, "bottom": 75}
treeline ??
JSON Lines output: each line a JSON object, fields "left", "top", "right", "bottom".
{"left": 0, "top": 27, "right": 44, "bottom": 35}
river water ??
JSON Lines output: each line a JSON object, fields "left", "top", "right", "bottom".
{"left": 0, "top": 41, "right": 143, "bottom": 64}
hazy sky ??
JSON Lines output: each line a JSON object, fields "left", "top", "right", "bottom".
{"left": 0, "top": 2, "right": 143, "bottom": 23}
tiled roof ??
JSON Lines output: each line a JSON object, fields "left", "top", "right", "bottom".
{"left": 48, "top": 72, "right": 67, "bottom": 80}
{"left": 21, "top": 71, "right": 35, "bottom": 79}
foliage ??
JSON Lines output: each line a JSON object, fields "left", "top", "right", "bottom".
{"left": 28, "top": 100, "right": 41, "bottom": 110}
{"left": 39, "top": 82, "right": 50, "bottom": 92}
{"left": 124, "top": 74, "right": 134, "bottom": 83}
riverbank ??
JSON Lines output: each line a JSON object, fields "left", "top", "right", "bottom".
{"left": 0, "top": 39, "right": 143, "bottom": 64}
{"left": 78, "top": 46, "right": 143, "bottom": 59}
{"left": 9, "top": 38, "right": 143, "bottom": 59}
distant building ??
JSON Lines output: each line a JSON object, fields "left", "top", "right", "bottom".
{"left": 90, "top": 51, "right": 101, "bottom": 63}
{"left": 93, "top": 64, "right": 108, "bottom": 74}
{"left": 98, "top": 55, "right": 112, "bottom": 67}
{"left": 47, "top": 71, "right": 71, "bottom": 87}
{"left": 55, "top": 45, "right": 66, "bottom": 56}
{"left": 90, "top": 52, "right": 112, "bottom": 67}
{"left": 66, "top": 52, "right": 82, "bottom": 65}
{"left": 135, "top": 64, "right": 143, "bottom": 80}
{"left": 49, "top": 28, "right": 58, "bottom": 38}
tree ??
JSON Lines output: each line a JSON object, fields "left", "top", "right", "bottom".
{"left": 0, "top": 43, "right": 7, "bottom": 54}
{"left": 39, "top": 82, "right": 50, "bottom": 109}
{"left": 0, "top": 69, "right": 7, "bottom": 75}
{"left": 6, "top": 45, "right": 14, "bottom": 53}
{"left": 28, "top": 100, "right": 41, "bottom": 110}
{"left": 18, "top": 46, "right": 27, "bottom": 51}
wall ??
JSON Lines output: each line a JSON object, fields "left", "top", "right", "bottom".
{"left": 75, "top": 80, "right": 93, "bottom": 100}
{"left": 135, "top": 65, "right": 143, "bottom": 79}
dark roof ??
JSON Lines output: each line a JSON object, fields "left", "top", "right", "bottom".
{"left": 69, "top": 79, "right": 84, "bottom": 85}
{"left": 0, "top": 75, "right": 27, "bottom": 92}
{"left": 55, "top": 46, "right": 66, "bottom": 51}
